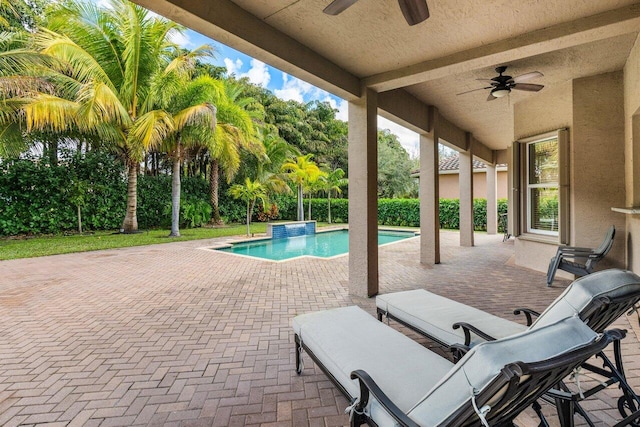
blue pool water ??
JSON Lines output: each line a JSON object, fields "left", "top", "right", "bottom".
{"left": 216, "top": 229, "right": 416, "bottom": 261}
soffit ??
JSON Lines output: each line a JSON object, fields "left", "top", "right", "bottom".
{"left": 231, "top": 0, "right": 638, "bottom": 77}
{"left": 406, "top": 33, "right": 638, "bottom": 149}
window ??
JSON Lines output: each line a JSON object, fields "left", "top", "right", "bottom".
{"left": 526, "top": 137, "right": 559, "bottom": 235}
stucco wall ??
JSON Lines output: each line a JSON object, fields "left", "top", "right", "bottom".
{"left": 624, "top": 34, "right": 640, "bottom": 272}
{"left": 512, "top": 81, "right": 573, "bottom": 273}
{"left": 512, "top": 73, "right": 627, "bottom": 275}
{"left": 439, "top": 171, "right": 508, "bottom": 199}
{"left": 572, "top": 72, "right": 626, "bottom": 270}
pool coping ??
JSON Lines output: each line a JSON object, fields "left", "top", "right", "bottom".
{"left": 197, "top": 227, "right": 420, "bottom": 263}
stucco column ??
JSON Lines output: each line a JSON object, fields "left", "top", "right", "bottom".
{"left": 486, "top": 163, "right": 498, "bottom": 235}
{"left": 459, "top": 148, "right": 474, "bottom": 247}
{"left": 348, "top": 88, "right": 378, "bottom": 297}
{"left": 419, "top": 134, "right": 440, "bottom": 264}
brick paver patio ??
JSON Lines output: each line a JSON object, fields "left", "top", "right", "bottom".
{"left": 0, "top": 230, "right": 638, "bottom": 426}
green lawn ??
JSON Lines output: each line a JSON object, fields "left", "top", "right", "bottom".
{"left": 0, "top": 224, "right": 272, "bottom": 260}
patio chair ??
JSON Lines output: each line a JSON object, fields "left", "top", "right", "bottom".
{"left": 546, "top": 225, "right": 615, "bottom": 286}
{"left": 293, "top": 306, "right": 619, "bottom": 427}
{"left": 375, "top": 269, "right": 640, "bottom": 426}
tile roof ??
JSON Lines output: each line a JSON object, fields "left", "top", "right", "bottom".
{"left": 439, "top": 154, "right": 487, "bottom": 171}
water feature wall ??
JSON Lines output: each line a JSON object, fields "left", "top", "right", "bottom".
{"left": 267, "top": 221, "right": 316, "bottom": 239}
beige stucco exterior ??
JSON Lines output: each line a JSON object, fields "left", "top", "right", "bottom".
{"left": 512, "top": 70, "right": 628, "bottom": 274}
{"left": 439, "top": 169, "right": 508, "bottom": 199}
{"left": 625, "top": 35, "right": 640, "bottom": 272}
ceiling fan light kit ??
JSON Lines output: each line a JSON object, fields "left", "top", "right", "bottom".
{"left": 457, "top": 66, "right": 545, "bottom": 101}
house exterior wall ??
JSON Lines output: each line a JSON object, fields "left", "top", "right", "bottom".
{"left": 572, "top": 72, "right": 626, "bottom": 270}
{"left": 624, "top": 34, "right": 640, "bottom": 272}
{"left": 438, "top": 171, "right": 508, "bottom": 199}
{"left": 512, "top": 73, "right": 627, "bottom": 275}
{"left": 513, "top": 81, "right": 573, "bottom": 274}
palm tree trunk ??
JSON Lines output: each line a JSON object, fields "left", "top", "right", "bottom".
{"left": 297, "top": 184, "right": 304, "bottom": 221}
{"left": 121, "top": 159, "right": 138, "bottom": 233}
{"left": 169, "top": 141, "right": 182, "bottom": 237}
{"left": 209, "top": 159, "right": 222, "bottom": 224}
{"left": 328, "top": 192, "right": 332, "bottom": 224}
{"left": 308, "top": 193, "right": 311, "bottom": 220}
{"left": 246, "top": 200, "right": 251, "bottom": 236}
{"left": 77, "top": 204, "right": 82, "bottom": 233}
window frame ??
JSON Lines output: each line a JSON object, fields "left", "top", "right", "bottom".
{"left": 525, "top": 136, "right": 559, "bottom": 236}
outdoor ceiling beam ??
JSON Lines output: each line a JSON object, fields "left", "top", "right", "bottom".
{"left": 364, "top": 3, "right": 640, "bottom": 92}
{"left": 133, "top": 0, "right": 361, "bottom": 100}
{"left": 473, "top": 137, "right": 494, "bottom": 165}
{"left": 377, "top": 89, "right": 431, "bottom": 134}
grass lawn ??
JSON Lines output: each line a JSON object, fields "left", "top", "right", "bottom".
{"left": 0, "top": 224, "right": 273, "bottom": 260}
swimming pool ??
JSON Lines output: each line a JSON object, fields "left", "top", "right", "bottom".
{"left": 214, "top": 229, "right": 416, "bottom": 261}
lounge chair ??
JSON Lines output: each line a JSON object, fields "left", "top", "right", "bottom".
{"left": 546, "top": 225, "right": 615, "bottom": 286}
{"left": 376, "top": 269, "right": 640, "bottom": 426}
{"left": 293, "top": 306, "right": 619, "bottom": 427}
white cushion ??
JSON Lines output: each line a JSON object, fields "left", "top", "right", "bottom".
{"left": 376, "top": 290, "right": 526, "bottom": 346}
{"left": 292, "top": 306, "right": 453, "bottom": 413}
{"left": 407, "top": 316, "right": 598, "bottom": 426}
{"left": 531, "top": 269, "right": 640, "bottom": 330}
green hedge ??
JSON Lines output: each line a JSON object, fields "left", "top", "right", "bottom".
{"left": 271, "top": 197, "right": 508, "bottom": 231}
{"left": 0, "top": 155, "right": 508, "bottom": 235}
{"left": 0, "top": 154, "right": 247, "bottom": 235}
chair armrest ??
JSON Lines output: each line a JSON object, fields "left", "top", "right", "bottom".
{"left": 452, "top": 322, "right": 496, "bottom": 346}
{"left": 513, "top": 308, "right": 540, "bottom": 326}
{"left": 350, "top": 370, "right": 420, "bottom": 427}
{"left": 558, "top": 246, "right": 593, "bottom": 254}
{"left": 449, "top": 343, "right": 471, "bottom": 362}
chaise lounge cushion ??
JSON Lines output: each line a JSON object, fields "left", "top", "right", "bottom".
{"left": 407, "top": 316, "right": 598, "bottom": 426}
{"left": 530, "top": 269, "right": 640, "bottom": 330}
{"left": 293, "top": 306, "right": 454, "bottom": 414}
{"left": 376, "top": 269, "right": 640, "bottom": 348}
{"left": 376, "top": 290, "right": 527, "bottom": 347}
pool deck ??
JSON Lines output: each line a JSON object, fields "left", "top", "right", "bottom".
{"left": 0, "top": 230, "right": 638, "bottom": 426}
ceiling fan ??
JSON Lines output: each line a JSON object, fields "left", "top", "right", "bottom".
{"left": 457, "top": 66, "right": 544, "bottom": 101}
{"left": 323, "top": 0, "right": 430, "bottom": 26}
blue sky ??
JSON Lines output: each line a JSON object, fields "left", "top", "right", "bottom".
{"left": 95, "top": 0, "right": 420, "bottom": 156}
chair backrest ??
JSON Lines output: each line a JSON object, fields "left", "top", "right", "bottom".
{"left": 407, "top": 316, "right": 608, "bottom": 426}
{"left": 530, "top": 269, "right": 640, "bottom": 333}
{"left": 593, "top": 225, "right": 616, "bottom": 258}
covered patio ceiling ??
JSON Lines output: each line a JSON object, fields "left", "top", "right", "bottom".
{"left": 135, "top": 0, "right": 640, "bottom": 152}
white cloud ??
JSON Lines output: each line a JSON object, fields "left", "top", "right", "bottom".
{"left": 223, "top": 58, "right": 271, "bottom": 88}
{"left": 224, "top": 58, "right": 243, "bottom": 77}
{"left": 274, "top": 72, "right": 333, "bottom": 103}
{"left": 168, "top": 29, "right": 192, "bottom": 48}
{"left": 378, "top": 116, "right": 420, "bottom": 158}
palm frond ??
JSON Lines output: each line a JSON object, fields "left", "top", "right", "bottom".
{"left": 76, "top": 80, "right": 131, "bottom": 128}
{"left": 173, "top": 102, "right": 216, "bottom": 132}
{"left": 22, "top": 94, "right": 81, "bottom": 133}
{"left": 127, "top": 109, "right": 174, "bottom": 154}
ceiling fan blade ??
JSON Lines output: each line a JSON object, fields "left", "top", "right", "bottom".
{"left": 457, "top": 87, "right": 492, "bottom": 96}
{"left": 511, "top": 71, "right": 543, "bottom": 84}
{"left": 487, "top": 93, "right": 497, "bottom": 101}
{"left": 398, "top": 0, "right": 429, "bottom": 26}
{"left": 512, "top": 83, "right": 544, "bottom": 92}
{"left": 323, "top": 0, "right": 359, "bottom": 15}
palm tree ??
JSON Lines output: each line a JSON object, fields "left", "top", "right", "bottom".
{"left": 208, "top": 79, "right": 261, "bottom": 225}
{"left": 256, "top": 125, "right": 298, "bottom": 195}
{"left": 282, "top": 153, "right": 321, "bottom": 221}
{"left": 322, "top": 167, "right": 347, "bottom": 224}
{"left": 229, "top": 177, "right": 267, "bottom": 236}
{"left": 161, "top": 73, "right": 219, "bottom": 237}
{"left": 11, "top": 0, "right": 190, "bottom": 233}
